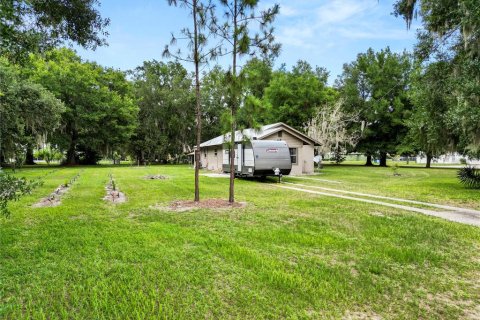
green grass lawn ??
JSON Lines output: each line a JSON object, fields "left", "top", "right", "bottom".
{"left": 1, "top": 165, "right": 480, "bottom": 319}
{"left": 286, "top": 165, "right": 480, "bottom": 210}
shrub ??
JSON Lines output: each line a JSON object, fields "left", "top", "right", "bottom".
{"left": 0, "top": 172, "right": 43, "bottom": 217}
{"left": 457, "top": 166, "right": 480, "bottom": 189}
{"left": 459, "top": 158, "right": 467, "bottom": 165}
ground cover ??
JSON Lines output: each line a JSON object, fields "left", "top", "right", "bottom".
{"left": 1, "top": 165, "right": 479, "bottom": 319}
{"left": 286, "top": 165, "right": 480, "bottom": 210}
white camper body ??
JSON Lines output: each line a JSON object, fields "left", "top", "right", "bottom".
{"left": 223, "top": 140, "right": 292, "bottom": 177}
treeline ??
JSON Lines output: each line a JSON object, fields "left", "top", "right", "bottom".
{"left": 1, "top": 44, "right": 479, "bottom": 167}
{"left": 1, "top": 0, "right": 479, "bottom": 168}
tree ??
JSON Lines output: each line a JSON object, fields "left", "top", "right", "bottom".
{"left": 263, "top": 61, "right": 333, "bottom": 131}
{"left": 407, "top": 61, "right": 457, "bottom": 167}
{"left": 236, "top": 58, "right": 273, "bottom": 128}
{"left": 164, "top": 0, "right": 219, "bottom": 202}
{"left": 305, "top": 98, "right": 360, "bottom": 159}
{"left": 129, "top": 60, "right": 195, "bottom": 164}
{"left": 0, "top": 58, "right": 64, "bottom": 166}
{"left": 211, "top": 0, "right": 280, "bottom": 203}
{"left": 0, "top": 0, "right": 109, "bottom": 61}
{"left": 29, "top": 48, "right": 138, "bottom": 165}
{"left": 201, "top": 65, "right": 230, "bottom": 140}
{"left": 337, "top": 47, "right": 412, "bottom": 167}
{"left": 394, "top": 0, "right": 480, "bottom": 155}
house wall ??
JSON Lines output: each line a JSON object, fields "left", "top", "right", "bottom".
{"left": 263, "top": 130, "right": 315, "bottom": 175}
{"left": 201, "top": 146, "right": 223, "bottom": 171}
{"left": 201, "top": 129, "right": 316, "bottom": 175}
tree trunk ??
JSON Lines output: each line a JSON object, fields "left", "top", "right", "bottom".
{"left": 193, "top": 0, "right": 201, "bottom": 202}
{"left": 66, "top": 130, "right": 78, "bottom": 165}
{"left": 426, "top": 153, "right": 432, "bottom": 168}
{"left": 379, "top": 152, "right": 387, "bottom": 167}
{"left": 25, "top": 147, "right": 35, "bottom": 165}
{"left": 228, "top": 0, "right": 238, "bottom": 204}
{"left": 365, "top": 154, "right": 373, "bottom": 166}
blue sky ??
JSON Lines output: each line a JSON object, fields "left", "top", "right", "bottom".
{"left": 75, "top": 0, "right": 420, "bottom": 83}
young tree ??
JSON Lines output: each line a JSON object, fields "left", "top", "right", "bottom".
{"left": 211, "top": 0, "right": 280, "bottom": 203}
{"left": 337, "top": 47, "right": 413, "bottom": 167}
{"left": 164, "top": 0, "right": 219, "bottom": 202}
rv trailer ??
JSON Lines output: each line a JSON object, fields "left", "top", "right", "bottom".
{"left": 223, "top": 140, "right": 292, "bottom": 177}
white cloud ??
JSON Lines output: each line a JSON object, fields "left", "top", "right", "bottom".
{"left": 316, "top": 0, "right": 373, "bottom": 25}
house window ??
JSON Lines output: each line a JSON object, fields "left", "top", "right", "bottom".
{"left": 278, "top": 131, "right": 283, "bottom": 138}
{"left": 289, "top": 148, "right": 298, "bottom": 164}
{"left": 214, "top": 148, "right": 217, "bottom": 156}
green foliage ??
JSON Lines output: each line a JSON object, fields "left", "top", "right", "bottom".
{"left": 129, "top": 60, "right": 194, "bottom": 163}
{"left": 201, "top": 66, "right": 230, "bottom": 141}
{"left": 406, "top": 61, "right": 456, "bottom": 159}
{"left": 263, "top": 61, "right": 332, "bottom": 131}
{"left": 457, "top": 166, "right": 480, "bottom": 189}
{"left": 34, "top": 147, "right": 63, "bottom": 164}
{"left": 0, "top": 0, "right": 109, "bottom": 62}
{"left": 0, "top": 171, "right": 42, "bottom": 217}
{"left": 29, "top": 48, "right": 138, "bottom": 165}
{"left": 0, "top": 58, "right": 64, "bottom": 164}
{"left": 338, "top": 47, "right": 412, "bottom": 165}
{"left": 394, "top": 0, "right": 480, "bottom": 152}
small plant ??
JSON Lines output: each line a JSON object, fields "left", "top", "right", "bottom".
{"left": 457, "top": 166, "right": 480, "bottom": 189}
{"left": 1, "top": 172, "right": 43, "bottom": 217}
{"left": 459, "top": 158, "right": 467, "bottom": 165}
{"left": 111, "top": 179, "right": 116, "bottom": 191}
{"left": 391, "top": 163, "right": 401, "bottom": 176}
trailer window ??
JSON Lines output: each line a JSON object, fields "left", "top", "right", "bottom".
{"left": 289, "top": 148, "right": 297, "bottom": 164}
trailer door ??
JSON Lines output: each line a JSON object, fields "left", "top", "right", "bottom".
{"left": 237, "top": 144, "right": 243, "bottom": 172}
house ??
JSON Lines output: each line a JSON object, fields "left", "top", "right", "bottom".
{"left": 199, "top": 122, "right": 320, "bottom": 175}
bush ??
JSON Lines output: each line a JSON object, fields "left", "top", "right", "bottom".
{"left": 35, "top": 147, "right": 63, "bottom": 164}
{"left": 0, "top": 172, "right": 43, "bottom": 217}
{"left": 459, "top": 158, "right": 467, "bottom": 165}
{"left": 457, "top": 166, "right": 480, "bottom": 189}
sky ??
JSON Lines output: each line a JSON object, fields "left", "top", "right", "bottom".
{"left": 75, "top": 0, "right": 421, "bottom": 84}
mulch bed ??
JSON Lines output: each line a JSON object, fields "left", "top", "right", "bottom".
{"left": 154, "top": 199, "right": 247, "bottom": 212}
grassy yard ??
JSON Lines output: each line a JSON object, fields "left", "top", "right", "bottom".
{"left": 1, "top": 165, "right": 480, "bottom": 319}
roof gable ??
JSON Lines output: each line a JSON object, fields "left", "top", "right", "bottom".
{"left": 200, "top": 122, "right": 320, "bottom": 147}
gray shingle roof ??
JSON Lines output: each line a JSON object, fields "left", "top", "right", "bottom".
{"left": 200, "top": 122, "right": 319, "bottom": 147}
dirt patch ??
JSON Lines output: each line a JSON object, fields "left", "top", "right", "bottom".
{"left": 32, "top": 184, "right": 69, "bottom": 208}
{"left": 104, "top": 174, "right": 126, "bottom": 204}
{"left": 104, "top": 186, "right": 126, "bottom": 204}
{"left": 154, "top": 199, "right": 247, "bottom": 212}
{"left": 144, "top": 174, "right": 168, "bottom": 180}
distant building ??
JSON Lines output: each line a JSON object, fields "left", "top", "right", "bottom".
{"left": 199, "top": 122, "right": 320, "bottom": 175}
{"left": 416, "top": 153, "right": 480, "bottom": 165}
